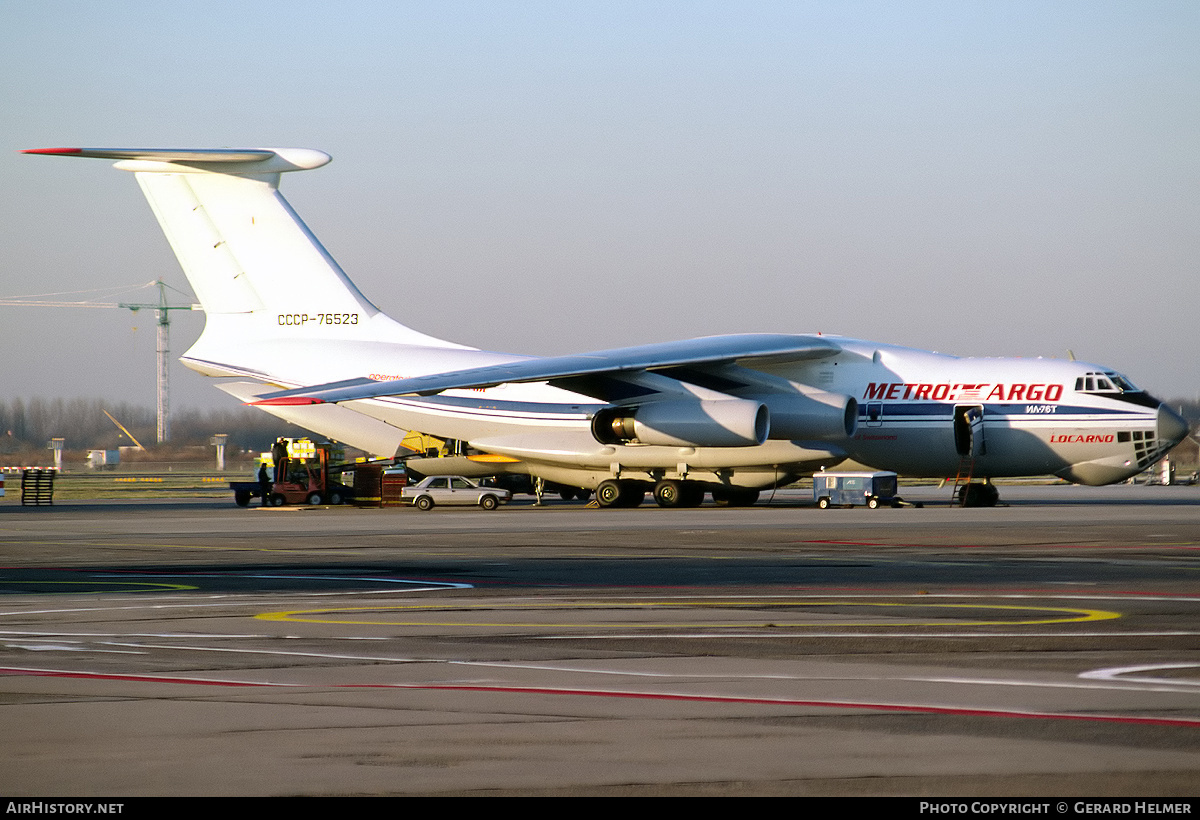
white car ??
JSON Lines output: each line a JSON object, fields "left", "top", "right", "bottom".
{"left": 402, "top": 476, "right": 512, "bottom": 511}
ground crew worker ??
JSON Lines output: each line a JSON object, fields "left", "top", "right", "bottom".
{"left": 258, "top": 462, "right": 272, "bottom": 505}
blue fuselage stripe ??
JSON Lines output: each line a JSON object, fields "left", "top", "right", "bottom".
{"left": 858, "top": 403, "right": 1148, "bottom": 419}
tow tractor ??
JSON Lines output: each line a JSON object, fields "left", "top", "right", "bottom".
{"left": 231, "top": 440, "right": 355, "bottom": 506}
{"left": 813, "top": 470, "right": 921, "bottom": 509}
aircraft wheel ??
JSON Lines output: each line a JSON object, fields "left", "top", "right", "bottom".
{"left": 817, "top": 496, "right": 831, "bottom": 509}
{"left": 960, "top": 483, "right": 999, "bottom": 508}
{"left": 560, "top": 488, "right": 576, "bottom": 501}
{"left": 415, "top": 495, "right": 434, "bottom": 511}
{"left": 617, "top": 481, "right": 646, "bottom": 507}
{"left": 732, "top": 489, "right": 759, "bottom": 507}
{"left": 654, "top": 480, "right": 683, "bottom": 507}
{"left": 712, "top": 488, "right": 759, "bottom": 507}
{"left": 596, "top": 480, "right": 623, "bottom": 507}
{"left": 679, "top": 482, "right": 705, "bottom": 507}
{"left": 479, "top": 494, "right": 498, "bottom": 511}
{"left": 306, "top": 492, "right": 323, "bottom": 506}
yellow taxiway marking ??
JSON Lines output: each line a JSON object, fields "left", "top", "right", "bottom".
{"left": 257, "top": 599, "right": 1121, "bottom": 628}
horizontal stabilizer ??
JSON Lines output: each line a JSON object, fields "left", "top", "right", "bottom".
{"left": 22, "top": 147, "right": 331, "bottom": 173}
{"left": 254, "top": 334, "right": 841, "bottom": 405}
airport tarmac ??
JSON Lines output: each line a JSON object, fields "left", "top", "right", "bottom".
{"left": 0, "top": 484, "right": 1198, "bottom": 796}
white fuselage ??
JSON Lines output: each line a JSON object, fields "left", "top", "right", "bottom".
{"left": 184, "top": 329, "right": 1179, "bottom": 490}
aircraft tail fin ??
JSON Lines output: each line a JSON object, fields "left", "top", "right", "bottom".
{"left": 23, "top": 147, "right": 459, "bottom": 349}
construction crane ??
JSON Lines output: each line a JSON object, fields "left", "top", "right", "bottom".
{"left": 0, "top": 279, "right": 197, "bottom": 443}
{"left": 117, "top": 280, "right": 196, "bottom": 442}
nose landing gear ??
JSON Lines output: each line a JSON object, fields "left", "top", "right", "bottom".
{"left": 955, "top": 482, "right": 1000, "bottom": 507}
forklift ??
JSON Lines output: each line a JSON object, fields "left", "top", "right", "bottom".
{"left": 231, "top": 440, "right": 354, "bottom": 506}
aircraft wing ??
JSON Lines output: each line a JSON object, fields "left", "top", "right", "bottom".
{"left": 254, "top": 333, "right": 840, "bottom": 405}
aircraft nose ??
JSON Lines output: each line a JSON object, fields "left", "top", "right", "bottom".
{"left": 1157, "top": 403, "right": 1189, "bottom": 449}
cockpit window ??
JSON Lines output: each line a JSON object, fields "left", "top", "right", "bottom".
{"left": 1076, "top": 371, "right": 1139, "bottom": 394}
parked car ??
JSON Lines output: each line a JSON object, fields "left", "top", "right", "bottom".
{"left": 402, "top": 476, "right": 512, "bottom": 511}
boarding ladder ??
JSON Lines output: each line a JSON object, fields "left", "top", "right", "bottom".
{"left": 950, "top": 456, "right": 975, "bottom": 507}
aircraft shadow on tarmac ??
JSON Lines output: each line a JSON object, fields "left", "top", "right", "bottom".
{"left": 0, "top": 554, "right": 1188, "bottom": 594}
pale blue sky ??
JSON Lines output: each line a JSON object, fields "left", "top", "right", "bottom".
{"left": 3, "top": 1, "right": 1197, "bottom": 411}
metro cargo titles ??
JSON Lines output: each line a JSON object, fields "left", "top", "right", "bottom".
{"left": 25, "top": 146, "right": 1188, "bottom": 507}
{"left": 863, "top": 383, "right": 1064, "bottom": 403}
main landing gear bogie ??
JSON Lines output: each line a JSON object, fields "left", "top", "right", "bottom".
{"left": 595, "top": 479, "right": 763, "bottom": 509}
{"left": 595, "top": 479, "right": 647, "bottom": 508}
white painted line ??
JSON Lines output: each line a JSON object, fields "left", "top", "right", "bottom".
{"left": 4, "top": 643, "right": 146, "bottom": 654}
{"left": 98, "top": 641, "right": 427, "bottom": 664}
{"left": 1080, "top": 663, "right": 1200, "bottom": 687}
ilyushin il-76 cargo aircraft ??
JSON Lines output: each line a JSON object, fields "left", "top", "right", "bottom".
{"left": 25, "top": 147, "right": 1188, "bottom": 507}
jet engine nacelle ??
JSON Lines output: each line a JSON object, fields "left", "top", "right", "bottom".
{"left": 592, "top": 399, "right": 769, "bottom": 447}
{"left": 759, "top": 391, "right": 858, "bottom": 440}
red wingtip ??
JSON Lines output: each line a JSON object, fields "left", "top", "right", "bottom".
{"left": 249, "top": 397, "right": 326, "bottom": 406}
{"left": 22, "top": 147, "right": 83, "bottom": 155}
